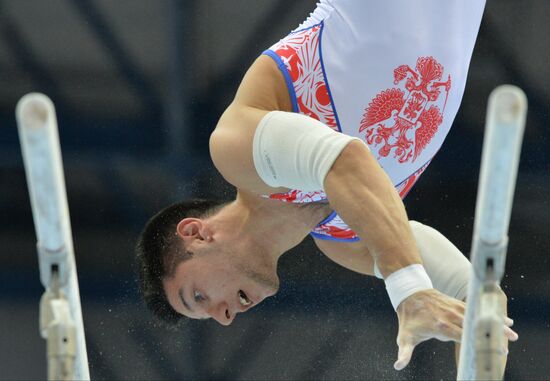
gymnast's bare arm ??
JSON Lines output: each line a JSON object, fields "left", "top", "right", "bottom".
{"left": 313, "top": 237, "right": 377, "bottom": 276}
{"left": 211, "top": 55, "right": 467, "bottom": 369}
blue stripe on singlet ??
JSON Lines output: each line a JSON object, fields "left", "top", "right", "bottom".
{"left": 317, "top": 210, "right": 338, "bottom": 226}
{"left": 291, "top": 21, "right": 322, "bottom": 35}
{"left": 318, "top": 21, "right": 343, "bottom": 133}
{"left": 262, "top": 50, "right": 299, "bottom": 113}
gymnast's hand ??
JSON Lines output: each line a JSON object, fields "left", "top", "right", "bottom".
{"left": 393, "top": 288, "right": 518, "bottom": 370}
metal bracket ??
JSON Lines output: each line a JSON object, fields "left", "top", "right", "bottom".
{"left": 471, "top": 235, "right": 508, "bottom": 284}
{"left": 37, "top": 242, "right": 70, "bottom": 288}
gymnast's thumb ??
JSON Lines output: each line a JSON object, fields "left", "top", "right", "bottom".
{"left": 394, "top": 341, "right": 414, "bottom": 371}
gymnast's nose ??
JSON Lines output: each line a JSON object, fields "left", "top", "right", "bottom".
{"left": 208, "top": 301, "right": 235, "bottom": 326}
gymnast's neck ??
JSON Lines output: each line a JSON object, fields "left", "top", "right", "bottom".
{"left": 214, "top": 189, "right": 331, "bottom": 256}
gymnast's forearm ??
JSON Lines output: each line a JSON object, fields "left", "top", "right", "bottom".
{"left": 323, "top": 141, "right": 422, "bottom": 278}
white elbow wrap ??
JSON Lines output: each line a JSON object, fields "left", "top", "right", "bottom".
{"left": 409, "top": 221, "right": 471, "bottom": 301}
{"left": 374, "top": 221, "right": 471, "bottom": 306}
{"left": 252, "top": 111, "right": 363, "bottom": 191}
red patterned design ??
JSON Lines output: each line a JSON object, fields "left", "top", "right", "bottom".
{"left": 265, "top": 190, "right": 326, "bottom": 204}
{"left": 396, "top": 160, "right": 431, "bottom": 199}
{"left": 270, "top": 24, "right": 338, "bottom": 131}
{"left": 360, "top": 57, "right": 451, "bottom": 163}
{"left": 312, "top": 214, "right": 358, "bottom": 241}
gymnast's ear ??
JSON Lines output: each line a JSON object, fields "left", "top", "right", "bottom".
{"left": 176, "top": 218, "right": 202, "bottom": 238}
{"left": 176, "top": 218, "right": 208, "bottom": 240}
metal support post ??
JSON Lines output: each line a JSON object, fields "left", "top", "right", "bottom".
{"left": 457, "top": 85, "right": 527, "bottom": 380}
{"left": 16, "top": 93, "right": 90, "bottom": 380}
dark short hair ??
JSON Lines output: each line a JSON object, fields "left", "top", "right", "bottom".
{"left": 135, "top": 198, "right": 226, "bottom": 327}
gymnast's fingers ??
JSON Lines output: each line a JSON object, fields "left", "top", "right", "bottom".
{"left": 504, "top": 326, "right": 519, "bottom": 342}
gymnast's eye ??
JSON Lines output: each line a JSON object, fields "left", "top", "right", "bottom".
{"left": 194, "top": 290, "right": 205, "bottom": 302}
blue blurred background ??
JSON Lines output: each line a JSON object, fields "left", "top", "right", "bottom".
{"left": 0, "top": 1, "right": 549, "bottom": 379}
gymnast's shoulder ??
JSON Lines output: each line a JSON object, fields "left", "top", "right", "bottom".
{"left": 209, "top": 55, "right": 291, "bottom": 195}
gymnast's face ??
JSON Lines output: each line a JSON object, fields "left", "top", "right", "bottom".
{"left": 163, "top": 233, "right": 280, "bottom": 325}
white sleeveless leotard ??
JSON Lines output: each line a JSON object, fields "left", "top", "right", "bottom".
{"left": 262, "top": 0, "right": 486, "bottom": 242}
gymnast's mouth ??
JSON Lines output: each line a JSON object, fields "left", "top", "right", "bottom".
{"left": 238, "top": 290, "right": 252, "bottom": 306}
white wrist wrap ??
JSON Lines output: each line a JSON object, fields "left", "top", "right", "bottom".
{"left": 384, "top": 264, "right": 433, "bottom": 311}
{"left": 252, "top": 111, "right": 363, "bottom": 191}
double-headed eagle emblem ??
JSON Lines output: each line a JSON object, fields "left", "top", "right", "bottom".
{"left": 359, "top": 56, "right": 451, "bottom": 163}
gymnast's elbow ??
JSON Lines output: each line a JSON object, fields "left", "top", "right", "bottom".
{"left": 209, "top": 126, "right": 240, "bottom": 187}
{"left": 209, "top": 108, "right": 271, "bottom": 193}
{"left": 324, "top": 140, "right": 374, "bottom": 189}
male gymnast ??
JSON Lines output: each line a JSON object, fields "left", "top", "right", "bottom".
{"left": 136, "top": 0, "right": 518, "bottom": 371}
